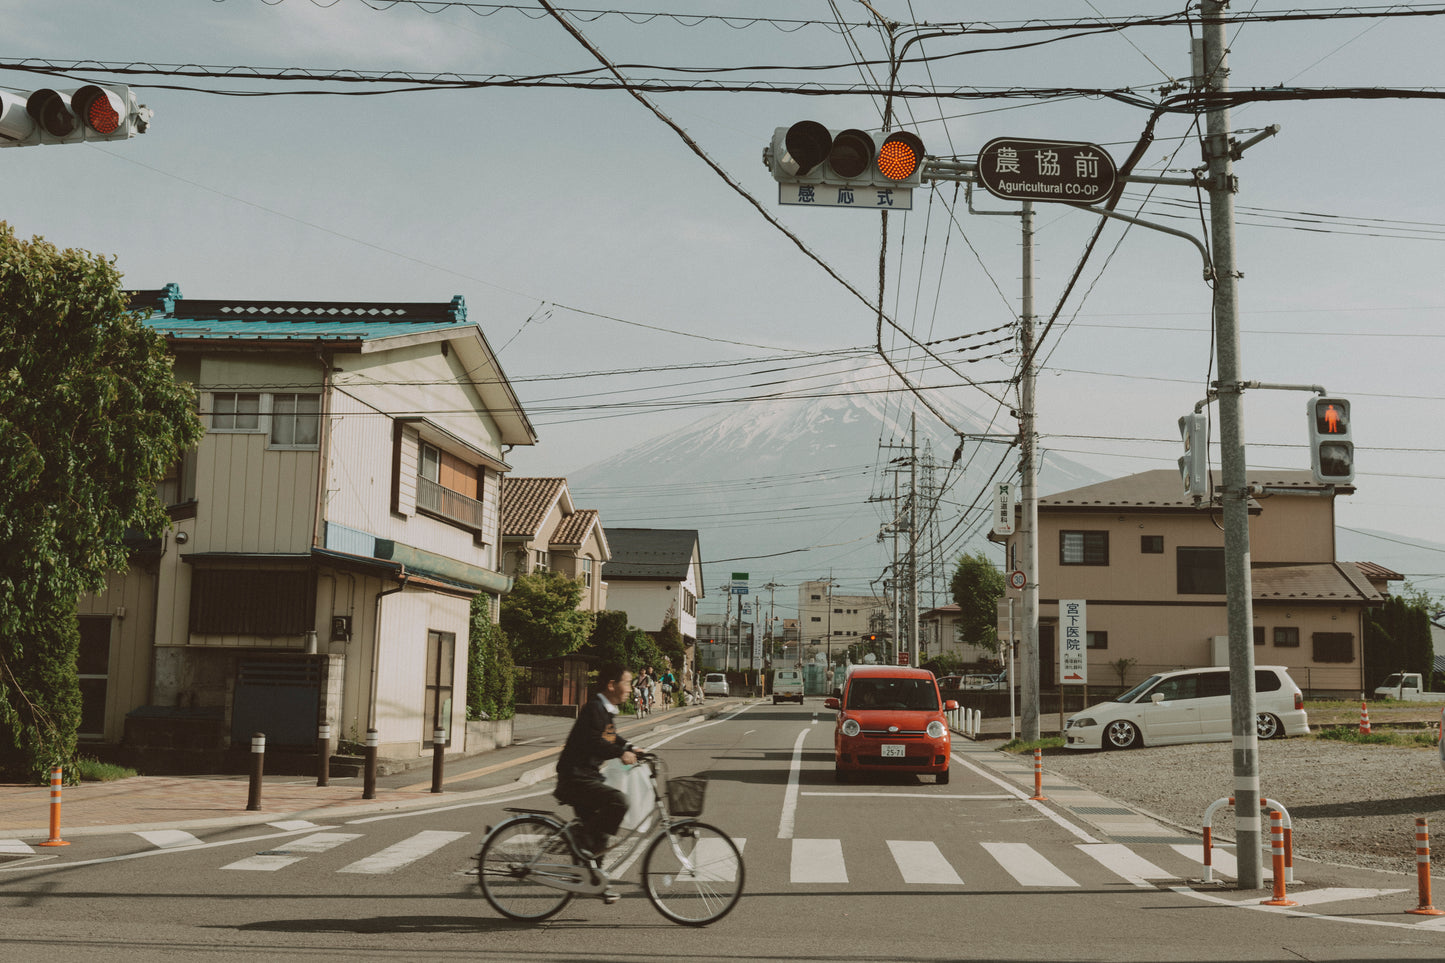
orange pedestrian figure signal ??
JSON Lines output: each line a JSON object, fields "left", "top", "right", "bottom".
{"left": 1308, "top": 397, "right": 1353, "bottom": 484}
{"left": 1320, "top": 403, "right": 1344, "bottom": 434}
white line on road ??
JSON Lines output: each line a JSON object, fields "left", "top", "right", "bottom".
{"left": 0, "top": 839, "right": 35, "bottom": 854}
{"left": 887, "top": 840, "right": 963, "bottom": 885}
{"left": 802, "top": 792, "right": 1013, "bottom": 800}
{"left": 777, "top": 728, "right": 811, "bottom": 839}
{"left": 982, "top": 841, "right": 1080, "bottom": 887}
{"left": 950, "top": 751, "right": 1100, "bottom": 844}
{"left": 135, "top": 830, "right": 203, "bottom": 849}
{"left": 336, "top": 830, "right": 468, "bottom": 874}
{"left": 221, "top": 832, "right": 360, "bottom": 871}
{"left": 791, "top": 838, "right": 847, "bottom": 883}
{"left": 1079, "top": 843, "right": 1174, "bottom": 888}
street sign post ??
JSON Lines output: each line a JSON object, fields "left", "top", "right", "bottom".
{"left": 1059, "top": 600, "right": 1087, "bottom": 685}
{"left": 977, "top": 137, "right": 1117, "bottom": 205}
{"left": 992, "top": 483, "right": 1015, "bottom": 536}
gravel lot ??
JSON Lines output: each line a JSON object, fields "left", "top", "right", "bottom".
{"left": 1038, "top": 735, "right": 1445, "bottom": 876}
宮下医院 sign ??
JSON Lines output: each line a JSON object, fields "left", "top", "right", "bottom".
{"left": 1059, "top": 599, "right": 1087, "bottom": 685}
{"left": 977, "top": 137, "right": 1116, "bottom": 205}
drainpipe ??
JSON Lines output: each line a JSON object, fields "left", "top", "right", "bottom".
{"left": 367, "top": 569, "right": 410, "bottom": 732}
{"left": 312, "top": 347, "right": 335, "bottom": 550}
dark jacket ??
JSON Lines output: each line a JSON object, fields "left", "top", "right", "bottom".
{"left": 555, "top": 693, "right": 633, "bottom": 802}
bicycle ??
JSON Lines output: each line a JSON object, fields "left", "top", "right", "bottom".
{"left": 475, "top": 752, "right": 743, "bottom": 926}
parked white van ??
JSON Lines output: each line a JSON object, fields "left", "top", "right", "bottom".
{"left": 1064, "top": 665, "right": 1309, "bottom": 750}
{"left": 772, "top": 669, "right": 805, "bottom": 704}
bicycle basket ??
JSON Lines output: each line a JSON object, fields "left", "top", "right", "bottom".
{"left": 665, "top": 775, "right": 708, "bottom": 817}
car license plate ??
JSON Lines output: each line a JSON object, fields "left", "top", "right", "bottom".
{"left": 881, "top": 744, "right": 905, "bottom": 758}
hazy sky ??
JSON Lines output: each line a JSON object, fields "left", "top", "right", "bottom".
{"left": 6, "top": 1, "right": 1444, "bottom": 596}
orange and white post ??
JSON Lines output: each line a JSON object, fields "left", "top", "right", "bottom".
{"left": 1260, "top": 810, "right": 1295, "bottom": 906}
{"left": 1029, "top": 747, "right": 1046, "bottom": 801}
{"left": 1407, "top": 817, "right": 1445, "bottom": 916}
{"left": 38, "top": 766, "right": 69, "bottom": 847}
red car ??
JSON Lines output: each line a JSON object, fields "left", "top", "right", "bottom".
{"left": 824, "top": 665, "right": 958, "bottom": 784}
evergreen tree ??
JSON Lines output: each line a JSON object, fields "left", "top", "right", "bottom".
{"left": 500, "top": 570, "right": 595, "bottom": 664}
{"left": 949, "top": 550, "right": 1007, "bottom": 656}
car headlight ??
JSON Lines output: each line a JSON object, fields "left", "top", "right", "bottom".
{"left": 1068, "top": 717, "right": 1096, "bottom": 729}
{"left": 841, "top": 718, "right": 861, "bottom": 737}
{"left": 927, "top": 720, "right": 946, "bottom": 739}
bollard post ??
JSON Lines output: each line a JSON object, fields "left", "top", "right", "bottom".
{"left": 38, "top": 766, "right": 69, "bottom": 847}
{"left": 246, "top": 733, "right": 265, "bottom": 812}
{"left": 1029, "top": 747, "right": 1047, "bottom": 801}
{"left": 362, "top": 727, "right": 379, "bottom": 800}
{"left": 430, "top": 726, "right": 446, "bottom": 794}
{"left": 1407, "top": 817, "right": 1445, "bottom": 915}
{"left": 1359, "top": 700, "right": 1371, "bottom": 735}
{"left": 316, "top": 723, "right": 331, "bottom": 788}
{"left": 1260, "top": 811, "right": 1296, "bottom": 905}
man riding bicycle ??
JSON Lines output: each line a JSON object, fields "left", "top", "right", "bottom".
{"left": 554, "top": 663, "right": 638, "bottom": 866}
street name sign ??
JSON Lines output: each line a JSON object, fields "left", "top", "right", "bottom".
{"left": 977, "top": 137, "right": 1116, "bottom": 205}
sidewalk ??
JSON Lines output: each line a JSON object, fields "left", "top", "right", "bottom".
{"left": 0, "top": 699, "right": 734, "bottom": 840}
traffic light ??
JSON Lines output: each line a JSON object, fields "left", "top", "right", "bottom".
{"left": 0, "top": 85, "right": 151, "bottom": 149}
{"left": 1308, "top": 396, "right": 1353, "bottom": 484}
{"left": 767, "top": 121, "right": 926, "bottom": 188}
{"left": 1178, "top": 412, "right": 1209, "bottom": 498}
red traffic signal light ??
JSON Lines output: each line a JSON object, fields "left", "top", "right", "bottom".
{"left": 877, "top": 132, "right": 924, "bottom": 182}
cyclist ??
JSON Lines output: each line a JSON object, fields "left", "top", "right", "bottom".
{"left": 554, "top": 663, "right": 638, "bottom": 870}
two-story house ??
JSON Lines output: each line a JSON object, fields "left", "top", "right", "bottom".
{"left": 499, "top": 477, "right": 610, "bottom": 612}
{"left": 603, "top": 528, "right": 703, "bottom": 686}
{"left": 77, "top": 286, "right": 535, "bottom": 768}
{"left": 992, "top": 469, "right": 1393, "bottom": 696}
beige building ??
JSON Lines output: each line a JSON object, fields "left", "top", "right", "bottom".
{"left": 500, "top": 477, "right": 611, "bottom": 612}
{"left": 991, "top": 469, "right": 1395, "bottom": 696}
{"left": 797, "top": 579, "right": 889, "bottom": 661}
{"left": 919, "top": 604, "right": 996, "bottom": 666}
{"left": 77, "top": 286, "right": 535, "bottom": 766}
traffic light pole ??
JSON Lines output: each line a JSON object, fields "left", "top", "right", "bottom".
{"left": 1019, "top": 201, "right": 1041, "bottom": 742}
{"left": 1202, "top": 1, "right": 1262, "bottom": 891}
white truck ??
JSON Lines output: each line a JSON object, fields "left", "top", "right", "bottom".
{"left": 1373, "top": 672, "right": 1445, "bottom": 702}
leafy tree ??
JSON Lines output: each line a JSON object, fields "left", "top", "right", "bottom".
{"left": 949, "top": 550, "right": 1007, "bottom": 657}
{"left": 466, "top": 596, "right": 514, "bottom": 721}
{"left": 585, "top": 610, "right": 666, "bottom": 672}
{"left": 500, "top": 570, "right": 595, "bottom": 665}
{"left": 1364, "top": 590, "right": 1435, "bottom": 692}
{"left": 655, "top": 616, "right": 686, "bottom": 664}
{"left": 0, "top": 224, "right": 203, "bottom": 781}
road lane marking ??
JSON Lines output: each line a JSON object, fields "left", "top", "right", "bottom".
{"left": 951, "top": 751, "right": 1100, "bottom": 844}
{"left": 982, "top": 842, "right": 1080, "bottom": 887}
{"left": 221, "top": 831, "right": 360, "bottom": 871}
{"left": 135, "top": 830, "right": 203, "bottom": 849}
{"left": 268, "top": 820, "right": 322, "bottom": 831}
{"left": 337, "top": 830, "right": 468, "bottom": 874}
{"left": 1171, "top": 841, "right": 1237, "bottom": 879}
{"left": 802, "top": 792, "right": 1012, "bottom": 800}
{"left": 887, "top": 840, "right": 963, "bottom": 885}
{"left": 791, "top": 838, "right": 847, "bottom": 883}
{"left": 777, "top": 727, "right": 810, "bottom": 839}
{"left": 0, "top": 839, "right": 35, "bottom": 854}
{"left": 1079, "top": 843, "right": 1174, "bottom": 887}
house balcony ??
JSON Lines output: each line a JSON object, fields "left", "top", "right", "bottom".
{"left": 416, "top": 475, "right": 485, "bottom": 531}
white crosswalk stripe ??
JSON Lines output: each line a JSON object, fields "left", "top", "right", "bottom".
{"left": 0, "top": 839, "right": 35, "bottom": 855}
{"left": 1078, "top": 843, "right": 1175, "bottom": 888}
{"left": 887, "top": 841, "right": 963, "bottom": 885}
{"left": 221, "top": 832, "right": 361, "bottom": 871}
{"left": 981, "top": 841, "right": 1079, "bottom": 887}
{"left": 791, "top": 838, "right": 847, "bottom": 883}
{"left": 135, "top": 830, "right": 203, "bottom": 849}
{"left": 337, "top": 830, "right": 468, "bottom": 875}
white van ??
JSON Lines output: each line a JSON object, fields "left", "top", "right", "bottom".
{"left": 1064, "top": 665, "right": 1309, "bottom": 750}
{"left": 772, "top": 669, "right": 805, "bottom": 704}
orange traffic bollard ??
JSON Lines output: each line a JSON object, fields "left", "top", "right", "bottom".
{"left": 38, "top": 766, "right": 69, "bottom": 847}
{"left": 1407, "top": 817, "right": 1445, "bottom": 916}
{"left": 1029, "top": 747, "right": 1046, "bottom": 801}
{"left": 1359, "top": 701, "right": 1371, "bottom": 735}
{"left": 1261, "top": 810, "right": 1295, "bottom": 906}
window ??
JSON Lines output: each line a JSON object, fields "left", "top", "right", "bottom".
{"left": 1086, "top": 631, "right": 1108, "bottom": 650}
{"left": 533, "top": 550, "right": 549, "bottom": 572}
{"left": 810, "top": 616, "right": 821, "bottom": 623}
{"left": 1313, "top": 632, "right": 1354, "bottom": 663}
{"left": 211, "top": 392, "right": 260, "bottom": 431}
{"left": 1254, "top": 626, "right": 1265, "bottom": 646}
{"left": 811, "top": 594, "right": 821, "bottom": 600}
{"left": 157, "top": 451, "right": 198, "bottom": 508}
{"left": 270, "top": 393, "right": 320, "bottom": 448}
{"left": 77, "top": 616, "right": 111, "bottom": 738}
{"left": 1060, "top": 531, "right": 1109, "bottom": 566}
{"left": 1177, "top": 547, "right": 1226, "bottom": 594}
{"left": 1141, "top": 535, "right": 1163, "bottom": 554}
{"left": 1273, "top": 626, "right": 1300, "bottom": 648}
{"left": 424, "top": 630, "right": 456, "bottom": 746}
{"left": 1151, "top": 674, "right": 1199, "bottom": 701}
{"left": 1199, "top": 671, "right": 1231, "bottom": 698}
{"left": 189, "top": 569, "right": 311, "bottom": 635}
{"left": 416, "top": 441, "right": 486, "bottom": 531}
{"left": 581, "top": 557, "right": 593, "bottom": 587}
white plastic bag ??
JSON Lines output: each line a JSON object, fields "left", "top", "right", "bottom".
{"left": 600, "top": 758, "right": 655, "bottom": 833}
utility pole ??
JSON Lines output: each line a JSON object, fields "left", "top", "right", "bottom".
{"left": 763, "top": 581, "right": 781, "bottom": 664}
{"left": 1202, "top": 1, "right": 1262, "bottom": 890}
{"left": 1019, "top": 200, "right": 1041, "bottom": 742}
{"left": 908, "top": 411, "right": 919, "bottom": 666}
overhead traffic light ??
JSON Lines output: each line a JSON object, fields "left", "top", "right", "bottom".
{"left": 767, "top": 121, "right": 926, "bottom": 188}
{"left": 0, "top": 85, "right": 151, "bottom": 149}
{"left": 1178, "top": 412, "right": 1209, "bottom": 498}
{"left": 1308, "top": 396, "right": 1353, "bottom": 484}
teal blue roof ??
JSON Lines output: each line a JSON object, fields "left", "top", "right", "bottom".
{"left": 127, "top": 283, "right": 471, "bottom": 343}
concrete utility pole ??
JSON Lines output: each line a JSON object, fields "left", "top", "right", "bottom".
{"left": 1202, "top": 0, "right": 1263, "bottom": 889}
{"left": 1019, "top": 200, "right": 1041, "bottom": 742}
{"left": 908, "top": 411, "right": 919, "bottom": 665}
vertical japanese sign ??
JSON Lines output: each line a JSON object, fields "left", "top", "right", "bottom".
{"left": 992, "top": 482, "right": 1015, "bottom": 536}
{"left": 1059, "top": 600, "right": 1087, "bottom": 685}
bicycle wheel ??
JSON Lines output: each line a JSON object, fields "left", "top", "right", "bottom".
{"left": 641, "top": 820, "right": 744, "bottom": 925}
{"left": 477, "top": 816, "right": 577, "bottom": 922}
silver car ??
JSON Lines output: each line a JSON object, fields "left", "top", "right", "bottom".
{"left": 702, "top": 672, "right": 729, "bottom": 697}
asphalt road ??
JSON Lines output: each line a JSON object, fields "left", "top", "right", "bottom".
{"left": 2, "top": 701, "right": 1444, "bottom": 962}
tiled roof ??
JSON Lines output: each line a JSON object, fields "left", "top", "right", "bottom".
{"left": 1251, "top": 562, "right": 1382, "bottom": 603}
{"left": 129, "top": 284, "right": 471, "bottom": 343}
{"left": 605, "top": 528, "right": 700, "bottom": 581}
{"left": 552, "top": 509, "right": 609, "bottom": 561}
{"left": 1351, "top": 561, "right": 1405, "bottom": 582}
{"left": 1040, "top": 469, "right": 1351, "bottom": 510}
{"left": 500, "top": 477, "right": 566, "bottom": 538}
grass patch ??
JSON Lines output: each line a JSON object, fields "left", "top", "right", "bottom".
{"left": 74, "top": 757, "right": 137, "bottom": 782}
{"left": 999, "top": 736, "right": 1066, "bottom": 754}
{"left": 1313, "top": 726, "right": 1439, "bottom": 749}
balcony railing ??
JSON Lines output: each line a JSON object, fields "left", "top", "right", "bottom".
{"left": 416, "top": 474, "right": 485, "bottom": 531}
